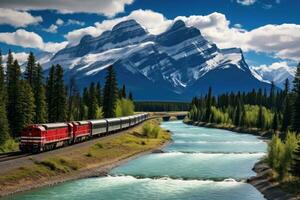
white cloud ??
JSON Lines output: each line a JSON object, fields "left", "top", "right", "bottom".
{"left": 66, "top": 9, "right": 171, "bottom": 45}
{"left": 44, "top": 41, "right": 68, "bottom": 53}
{"left": 65, "top": 10, "right": 300, "bottom": 61}
{"left": 0, "top": 0, "right": 134, "bottom": 18}
{"left": 0, "top": 29, "right": 67, "bottom": 53}
{"left": 236, "top": 0, "right": 256, "bottom": 6}
{"left": 0, "top": 8, "right": 42, "bottom": 27}
{"left": 56, "top": 18, "right": 64, "bottom": 25}
{"left": 43, "top": 24, "right": 58, "bottom": 33}
{"left": 67, "top": 19, "right": 85, "bottom": 26}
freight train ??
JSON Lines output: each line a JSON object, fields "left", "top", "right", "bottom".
{"left": 20, "top": 113, "right": 149, "bottom": 153}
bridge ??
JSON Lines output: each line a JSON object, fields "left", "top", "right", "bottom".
{"left": 150, "top": 112, "right": 188, "bottom": 121}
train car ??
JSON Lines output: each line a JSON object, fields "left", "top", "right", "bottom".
{"left": 20, "top": 123, "right": 72, "bottom": 153}
{"left": 129, "top": 115, "right": 136, "bottom": 127}
{"left": 106, "top": 118, "right": 122, "bottom": 132}
{"left": 89, "top": 119, "right": 108, "bottom": 136}
{"left": 120, "top": 116, "right": 131, "bottom": 129}
{"left": 72, "top": 121, "right": 91, "bottom": 142}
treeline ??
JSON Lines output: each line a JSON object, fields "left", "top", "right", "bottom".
{"left": 135, "top": 101, "right": 190, "bottom": 112}
{"left": 189, "top": 65, "right": 300, "bottom": 133}
{"left": 0, "top": 50, "right": 134, "bottom": 146}
{"left": 188, "top": 62, "right": 300, "bottom": 179}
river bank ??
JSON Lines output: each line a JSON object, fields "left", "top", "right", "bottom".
{"left": 184, "top": 120, "right": 273, "bottom": 139}
{"left": 0, "top": 119, "right": 171, "bottom": 198}
{"left": 184, "top": 120, "right": 299, "bottom": 200}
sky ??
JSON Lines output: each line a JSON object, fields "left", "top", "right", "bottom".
{"left": 0, "top": 0, "right": 299, "bottom": 71}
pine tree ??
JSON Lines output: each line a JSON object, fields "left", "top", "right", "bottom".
{"left": 103, "top": 65, "right": 118, "bottom": 118}
{"left": 257, "top": 104, "right": 264, "bottom": 129}
{"left": 121, "top": 84, "right": 126, "bottom": 98}
{"left": 46, "top": 65, "right": 56, "bottom": 122}
{"left": 272, "top": 111, "right": 278, "bottom": 132}
{"left": 7, "top": 58, "right": 22, "bottom": 137}
{"left": 88, "top": 82, "right": 98, "bottom": 119}
{"left": 25, "top": 52, "right": 36, "bottom": 87}
{"left": 33, "top": 63, "right": 47, "bottom": 123}
{"left": 204, "top": 87, "right": 212, "bottom": 122}
{"left": 290, "top": 141, "right": 300, "bottom": 177}
{"left": 96, "top": 82, "right": 102, "bottom": 107}
{"left": 18, "top": 81, "right": 35, "bottom": 131}
{"left": 0, "top": 50, "right": 9, "bottom": 144}
{"left": 67, "top": 76, "right": 79, "bottom": 121}
{"left": 128, "top": 92, "right": 133, "bottom": 101}
{"left": 269, "top": 81, "right": 276, "bottom": 110}
{"left": 53, "top": 64, "right": 67, "bottom": 122}
{"left": 234, "top": 100, "right": 242, "bottom": 126}
{"left": 291, "top": 63, "right": 300, "bottom": 134}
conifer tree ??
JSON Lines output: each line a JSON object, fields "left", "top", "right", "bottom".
{"left": 67, "top": 76, "right": 79, "bottom": 121}
{"left": 234, "top": 100, "right": 242, "bottom": 126}
{"left": 290, "top": 141, "right": 300, "bottom": 177}
{"left": 18, "top": 80, "right": 35, "bottom": 132}
{"left": 33, "top": 63, "right": 47, "bottom": 123}
{"left": 7, "top": 58, "right": 23, "bottom": 137}
{"left": 88, "top": 82, "right": 99, "bottom": 119}
{"left": 204, "top": 86, "right": 212, "bottom": 122}
{"left": 257, "top": 104, "right": 264, "bottom": 129}
{"left": 121, "top": 84, "right": 126, "bottom": 98}
{"left": 0, "top": 50, "right": 9, "bottom": 144}
{"left": 25, "top": 52, "right": 36, "bottom": 87}
{"left": 272, "top": 111, "right": 278, "bottom": 132}
{"left": 96, "top": 82, "right": 102, "bottom": 107}
{"left": 103, "top": 65, "right": 118, "bottom": 118}
{"left": 291, "top": 63, "right": 300, "bottom": 134}
{"left": 128, "top": 92, "right": 133, "bottom": 101}
{"left": 53, "top": 64, "right": 67, "bottom": 122}
{"left": 269, "top": 81, "right": 276, "bottom": 110}
{"left": 282, "top": 79, "right": 292, "bottom": 131}
{"left": 46, "top": 65, "right": 56, "bottom": 122}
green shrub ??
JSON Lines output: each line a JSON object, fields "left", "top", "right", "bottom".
{"left": 142, "top": 122, "right": 160, "bottom": 138}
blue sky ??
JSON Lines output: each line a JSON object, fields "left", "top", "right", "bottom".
{"left": 0, "top": 0, "right": 299, "bottom": 69}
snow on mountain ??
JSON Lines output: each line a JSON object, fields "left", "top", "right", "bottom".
{"left": 250, "top": 62, "right": 296, "bottom": 89}
{"left": 44, "top": 19, "right": 272, "bottom": 100}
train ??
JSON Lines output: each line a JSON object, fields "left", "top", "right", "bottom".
{"left": 19, "top": 113, "right": 149, "bottom": 153}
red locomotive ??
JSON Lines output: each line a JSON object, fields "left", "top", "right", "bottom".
{"left": 20, "top": 113, "right": 149, "bottom": 153}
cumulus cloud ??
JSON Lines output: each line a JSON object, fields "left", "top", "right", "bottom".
{"left": 0, "top": 8, "right": 42, "bottom": 27}
{"left": 236, "top": 0, "right": 256, "bottom": 6}
{"left": 0, "top": 29, "right": 67, "bottom": 53}
{"left": 65, "top": 10, "right": 300, "bottom": 61}
{"left": 56, "top": 18, "right": 64, "bottom": 25}
{"left": 66, "top": 9, "right": 171, "bottom": 45}
{"left": 0, "top": 0, "right": 134, "bottom": 18}
{"left": 43, "top": 24, "right": 58, "bottom": 33}
{"left": 67, "top": 19, "right": 85, "bottom": 26}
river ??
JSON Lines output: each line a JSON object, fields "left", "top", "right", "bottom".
{"left": 7, "top": 121, "right": 267, "bottom": 200}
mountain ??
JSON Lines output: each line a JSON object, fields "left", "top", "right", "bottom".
{"left": 44, "top": 19, "right": 272, "bottom": 101}
{"left": 250, "top": 63, "right": 296, "bottom": 89}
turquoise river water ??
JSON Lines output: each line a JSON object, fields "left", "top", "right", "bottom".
{"left": 6, "top": 121, "right": 267, "bottom": 200}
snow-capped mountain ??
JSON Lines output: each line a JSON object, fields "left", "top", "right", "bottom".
{"left": 250, "top": 62, "right": 296, "bottom": 89}
{"left": 45, "top": 19, "right": 272, "bottom": 100}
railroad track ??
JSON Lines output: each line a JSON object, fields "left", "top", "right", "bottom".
{"left": 0, "top": 151, "right": 30, "bottom": 162}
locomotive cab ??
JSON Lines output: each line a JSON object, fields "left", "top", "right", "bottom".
{"left": 20, "top": 125, "right": 46, "bottom": 153}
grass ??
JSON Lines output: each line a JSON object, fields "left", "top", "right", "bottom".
{"left": 0, "top": 138, "right": 19, "bottom": 153}
{"left": 0, "top": 119, "right": 170, "bottom": 192}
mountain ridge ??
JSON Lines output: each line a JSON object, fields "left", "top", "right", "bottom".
{"left": 44, "top": 19, "right": 272, "bottom": 100}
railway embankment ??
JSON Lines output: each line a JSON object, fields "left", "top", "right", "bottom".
{"left": 0, "top": 118, "right": 171, "bottom": 197}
